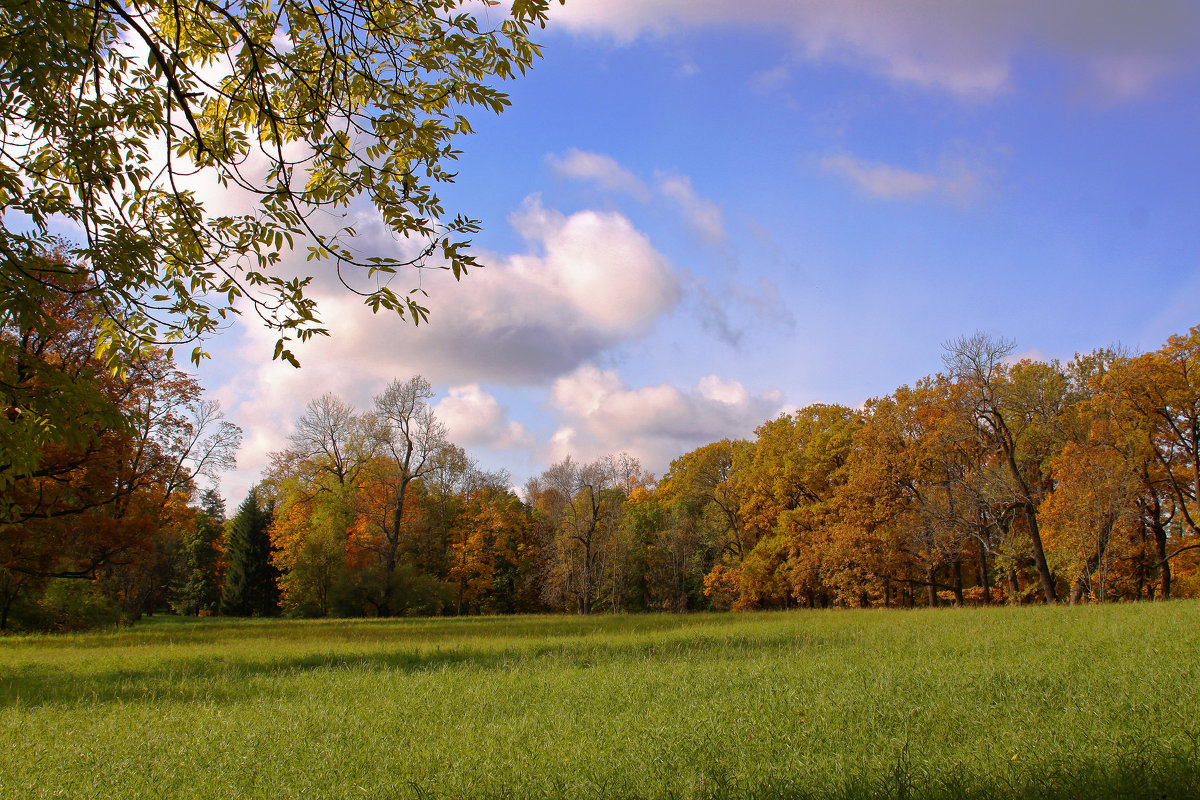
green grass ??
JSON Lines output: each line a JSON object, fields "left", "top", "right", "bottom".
{"left": 2, "top": 604, "right": 1199, "bottom": 799}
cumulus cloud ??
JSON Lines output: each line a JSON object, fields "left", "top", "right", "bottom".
{"left": 545, "top": 365, "right": 785, "bottom": 474}
{"left": 820, "top": 153, "right": 983, "bottom": 202}
{"left": 257, "top": 194, "right": 680, "bottom": 385}
{"left": 207, "top": 195, "right": 682, "bottom": 498}
{"left": 548, "top": 148, "right": 649, "bottom": 198}
{"left": 549, "top": 0, "right": 1200, "bottom": 101}
{"left": 434, "top": 385, "right": 535, "bottom": 451}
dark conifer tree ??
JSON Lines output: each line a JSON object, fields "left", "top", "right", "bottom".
{"left": 220, "top": 488, "right": 279, "bottom": 616}
{"left": 200, "top": 489, "right": 226, "bottom": 523}
{"left": 172, "top": 489, "right": 227, "bottom": 616}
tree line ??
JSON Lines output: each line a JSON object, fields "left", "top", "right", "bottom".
{"left": 248, "top": 327, "right": 1200, "bottom": 617}
{"left": 5, "top": 261, "right": 1200, "bottom": 628}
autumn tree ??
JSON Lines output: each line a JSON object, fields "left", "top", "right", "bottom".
{"left": 834, "top": 388, "right": 934, "bottom": 607}
{"left": 269, "top": 475, "right": 356, "bottom": 617}
{"left": 943, "top": 334, "right": 1066, "bottom": 603}
{"left": 836, "top": 378, "right": 1010, "bottom": 607}
{"left": 1039, "top": 442, "right": 1139, "bottom": 602}
{"left": 659, "top": 440, "right": 753, "bottom": 561}
{"left": 1104, "top": 327, "right": 1200, "bottom": 596}
{"left": 723, "top": 405, "right": 859, "bottom": 609}
{"left": 407, "top": 444, "right": 480, "bottom": 577}
{"left": 447, "top": 487, "right": 538, "bottom": 614}
{"left": 0, "top": 274, "right": 240, "bottom": 628}
{"left": 264, "top": 394, "right": 369, "bottom": 614}
{"left": 0, "top": 246, "right": 129, "bottom": 486}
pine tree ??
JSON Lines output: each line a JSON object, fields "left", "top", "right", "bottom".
{"left": 172, "top": 489, "right": 227, "bottom": 616}
{"left": 220, "top": 488, "right": 280, "bottom": 617}
{"left": 200, "top": 489, "right": 226, "bottom": 524}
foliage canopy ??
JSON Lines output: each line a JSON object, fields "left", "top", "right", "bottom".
{"left": 0, "top": 0, "right": 560, "bottom": 368}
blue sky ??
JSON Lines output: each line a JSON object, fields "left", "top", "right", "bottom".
{"left": 196, "top": 0, "right": 1200, "bottom": 502}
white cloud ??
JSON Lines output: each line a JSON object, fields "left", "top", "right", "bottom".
{"left": 655, "top": 171, "right": 726, "bottom": 242}
{"left": 546, "top": 365, "right": 785, "bottom": 474}
{"left": 550, "top": 0, "right": 1200, "bottom": 101}
{"left": 820, "top": 153, "right": 982, "bottom": 202}
{"left": 205, "top": 196, "right": 682, "bottom": 499}
{"left": 434, "top": 385, "right": 535, "bottom": 451}
{"left": 254, "top": 194, "right": 680, "bottom": 385}
{"left": 548, "top": 148, "right": 649, "bottom": 198}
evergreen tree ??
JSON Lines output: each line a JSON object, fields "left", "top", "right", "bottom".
{"left": 172, "top": 489, "right": 226, "bottom": 616}
{"left": 220, "top": 488, "right": 280, "bottom": 617}
{"left": 200, "top": 489, "right": 226, "bottom": 524}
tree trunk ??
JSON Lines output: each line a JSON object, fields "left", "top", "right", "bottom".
{"left": 999, "top": 430, "right": 1057, "bottom": 604}
{"left": 1154, "top": 522, "right": 1172, "bottom": 599}
{"left": 926, "top": 566, "right": 938, "bottom": 608}
{"left": 951, "top": 556, "right": 964, "bottom": 607}
{"left": 1023, "top": 502, "right": 1058, "bottom": 604}
{"left": 977, "top": 540, "right": 991, "bottom": 605}
{"left": 1070, "top": 567, "right": 1092, "bottom": 604}
{"left": 580, "top": 538, "right": 592, "bottom": 615}
{"left": 1007, "top": 569, "right": 1021, "bottom": 603}
{"left": 381, "top": 476, "right": 414, "bottom": 617}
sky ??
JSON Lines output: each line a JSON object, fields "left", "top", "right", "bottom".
{"left": 192, "top": 0, "right": 1200, "bottom": 503}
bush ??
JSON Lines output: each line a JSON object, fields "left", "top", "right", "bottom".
{"left": 389, "top": 565, "right": 455, "bottom": 617}
{"left": 29, "top": 580, "right": 122, "bottom": 632}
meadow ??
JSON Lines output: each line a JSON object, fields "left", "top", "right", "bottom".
{"left": 1, "top": 603, "right": 1198, "bottom": 799}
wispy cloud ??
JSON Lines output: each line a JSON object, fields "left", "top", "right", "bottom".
{"left": 549, "top": 149, "right": 726, "bottom": 241}
{"left": 547, "top": 148, "right": 649, "bottom": 199}
{"left": 820, "top": 153, "right": 983, "bottom": 203}
{"left": 655, "top": 171, "right": 726, "bottom": 242}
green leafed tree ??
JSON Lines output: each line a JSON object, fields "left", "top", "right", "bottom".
{"left": 220, "top": 487, "right": 278, "bottom": 616}
{"left": 0, "top": 0, "right": 562, "bottom": 374}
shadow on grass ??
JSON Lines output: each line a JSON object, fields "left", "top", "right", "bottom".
{"left": 723, "top": 752, "right": 1200, "bottom": 800}
{"left": 474, "top": 747, "right": 1200, "bottom": 800}
{"left": 0, "top": 628, "right": 815, "bottom": 709}
{"left": 3, "top": 623, "right": 1199, "bottom": 799}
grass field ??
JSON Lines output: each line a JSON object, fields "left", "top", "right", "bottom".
{"left": 1, "top": 603, "right": 1198, "bottom": 799}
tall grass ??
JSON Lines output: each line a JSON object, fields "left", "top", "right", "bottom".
{"left": 2, "top": 603, "right": 1198, "bottom": 799}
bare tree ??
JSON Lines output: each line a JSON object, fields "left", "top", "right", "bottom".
{"left": 368, "top": 376, "right": 447, "bottom": 614}
{"left": 535, "top": 453, "right": 649, "bottom": 614}
{"left": 943, "top": 332, "right": 1059, "bottom": 603}
{"left": 121, "top": 356, "right": 242, "bottom": 511}
{"left": 287, "top": 393, "right": 369, "bottom": 488}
